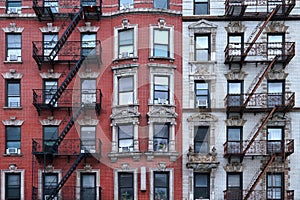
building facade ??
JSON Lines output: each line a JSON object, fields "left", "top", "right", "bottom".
{"left": 182, "top": 0, "right": 299, "bottom": 199}
{"left": 0, "top": 0, "right": 182, "bottom": 199}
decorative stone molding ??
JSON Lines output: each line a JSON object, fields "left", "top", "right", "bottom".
{"left": 77, "top": 118, "right": 99, "bottom": 126}
{"left": 147, "top": 63, "right": 176, "bottom": 69}
{"left": 187, "top": 112, "right": 218, "bottom": 122}
{"left": 223, "top": 162, "right": 244, "bottom": 172}
{"left": 2, "top": 70, "right": 23, "bottom": 79}
{"left": 122, "top": 18, "right": 129, "bottom": 28}
{"left": 121, "top": 162, "right": 130, "bottom": 170}
{"left": 225, "top": 118, "right": 246, "bottom": 126}
{"left": 78, "top": 22, "right": 99, "bottom": 32}
{"left": 186, "top": 145, "right": 219, "bottom": 170}
{"left": 78, "top": 71, "right": 100, "bottom": 79}
{"left": 39, "top": 72, "right": 61, "bottom": 79}
{"left": 39, "top": 23, "right": 60, "bottom": 33}
{"left": 112, "top": 63, "right": 139, "bottom": 74}
{"left": 2, "top": 23, "right": 24, "bottom": 33}
{"left": 267, "top": 114, "right": 287, "bottom": 127}
{"left": 111, "top": 106, "right": 140, "bottom": 121}
{"left": 266, "top": 70, "right": 288, "bottom": 80}
{"left": 39, "top": 119, "right": 61, "bottom": 126}
{"left": 158, "top": 18, "right": 166, "bottom": 28}
{"left": 158, "top": 162, "right": 167, "bottom": 170}
{"left": 225, "top": 21, "right": 246, "bottom": 33}
{"left": 147, "top": 106, "right": 177, "bottom": 122}
{"left": 224, "top": 71, "right": 248, "bottom": 80}
{"left": 2, "top": 119, "right": 24, "bottom": 126}
{"left": 265, "top": 21, "right": 288, "bottom": 33}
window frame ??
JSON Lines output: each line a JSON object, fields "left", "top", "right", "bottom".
{"left": 154, "top": 172, "right": 169, "bottom": 200}
{"left": 5, "top": 126, "right": 21, "bottom": 154}
{"left": 119, "top": 0, "right": 134, "bottom": 10}
{"left": 194, "top": 126, "right": 209, "bottom": 153}
{"left": 118, "top": 76, "right": 134, "bottom": 105}
{"left": 194, "top": 34, "right": 210, "bottom": 61}
{"left": 43, "top": 79, "right": 58, "bottom": 106}
{"left": 43, "top": 173, "right": 58, "bottom": 199}
{"left": 227, "top": 172, "right": 243, "bottom": 200}
{"left": 6, "top": 79, "right": 21, "bottom": 107}
{"left": 6, "top": 0, "right": 22, "bottom": 14}
{"left": 194, "top": 173, "right": 210, "bottom": 199}
{"left": 80, "top": 126, "right": 96, "bottom": 153}
{"left": 267, "top": 126, "right": 284, "bottom": 154}
{"left": 43, "top": 126, "right": 58, "bottom": 153}
{"left": 227, "top": 126, "right": 242, "bottom": 154}
{"left": 267, "top": 80, "right": 285, "bottom": 107}
{"left": 81, "top": 33, "right": 97, "bottom": 57}
{"left": 81, "top": 79, "right": 97, "bottom": 104}
{"left": 267, "top": 173, "right": 283, "bottom": 200}
{"left": 153, "top": 0, "right": 169, "bottom": 9}
{"left": 118, "top": 28, "right": 134, "bottom": 59}
{"left": 5, "top": 173, "right": 21, "bottom": 200}
{"left": 6, "top": 33, "right": 22, "bottom": 61}
{"left": 118, "top": 124, "right": 134, "bottom": 152}
{"left": 194, "top": 0, "right": 209, "bottom": 15}
{"left": 44, "top": 0, "right": 59, "bottom": 13}
{"left": 227, "top": 80, "right": 244, "bottom": 107}
{"left": 43, "top": 33, "right": 58, "bottom": 60}
{"left": 153, "top": 123, "right": 170, "bottom": 152}
{"left": 228, "top": 33, "right": 244, "bottom": 57}
{"left": 80, "top": 173, "right": 96, "bottom": 200}
{"left": 267, "top": 33, "right": 285, "bottom": 60}
{"left": 195, "top": 81, "right": 209, "bottom": 108}
{"left": 118, "top": 172, "right": 134, "bottom": 200}
{"left": 153, "top": 75, "right": 170, "bottom": 104}
{"left": 153, "top": 28, "right": 170, "bottom": 58}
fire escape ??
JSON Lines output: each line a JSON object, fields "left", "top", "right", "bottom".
{"left": 223, "top": 0, "right": 295, "bottom": 199}
{"left": 31, "top": 1, "right": 102, "bottom": 200}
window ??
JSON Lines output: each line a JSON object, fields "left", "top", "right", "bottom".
{"left": 154, "top": 0, "right": 168, "bottom": 9}
{"left": 81, "top": 126, "right": 96, "bottom": 153}
{"left": 44, "top": 0, "right": 58, "bottom": 13}
{"left": 7, "top": 0, "right": 21, "bottom": 14}
{"left": 227, "top": 173, "right": 242, "bottom": 200}
{"left": 194, "top": 173, "right": 210, "bottom": 199}
{"left": 43, "top": 173, "right": 58, "bottom": 199}
{"left": 44, "top": 80, "right": 57, "bottom": 106}
{"left": 118, "top": 29, "right": 134, "bottom": 59}
{"left": 118, "top": 125, "right": 134, "bottom": 152}
{"left": 153, "top": 29, "right": 170, "bottom": 57}
{"left": 5, "top": 173, "right": 21, "bottom": 200}
{"left": 154, "top": 172, "right": 169, "bottom": 200}
{"left": 195, "top": 81, "right": 209, "bottom": 108}
{"left": 268, "top": 33, "right": 284, "bottom": 60}
{"left": 267, "top": 173, "right": 283, "bottom": 200}
{"left": 267, "top": 80, "right": 284, "bottom": 107}
{"left": 153, "top": 124, "right": 169, "bottom": 152}
{"left": 6, "top": 34, "right": 21, "bottom": 61}
{"left": 228, "top": 33, "right": 243, "bottom": 56}
{"left": 119, "top": 173, "right": 134, "bottom": 200}
{"left": 81, "top": 33, "right": 96, "bottom": 57}
{"left": 195, "top": 35, "right": 210, "bottom": 61}
{"left": 43, "top": 126, "right": 58, "bottom": 153}
{"left": 227, "top": 81, "right": 243, "bottom": 107}
{"left": 227, "top": 127, "right": 242, "bottom": 154}
{"left": 118, "top": 76, "right": 134, "bottom": 105}
{"left": 119, "top": 0, "right": 133, "bottom": 10}
{"left": 154, "top": 76, "right": 169, "bottom": 104}
{"left": 81, "top": 173, "right": 96, "bottom": 200}
{"left": 267, "top": 127, "right": 283, "bottom": 154}
{"left": 194, "top": 0, "right": 208, "bottom": 15}
{"left": 194, "top": 126, "right": 209, "bottom": 153}
{"left": 81, "top": 79, "right": 96, "bottom": 104}
{"left": 6, "top": 126, "right": 21, "bottom": 154}
{"left": 43, "top": 34, "right": 58, "bottom": 60}
{"left": 81, "top": 0, "right": 96, "bottom": 6}
{"left": 6, "top": 80, "right": 21, "bottom": 107}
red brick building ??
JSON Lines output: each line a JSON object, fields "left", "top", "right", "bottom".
{"left": 0, "top": 0, "right": 182, "bottom": 199}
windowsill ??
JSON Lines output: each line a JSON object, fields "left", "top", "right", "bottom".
{"left": 112, "top": 104, "right": 139, "bottom": 108}
{"left": 148, "top": 103, "right": 175, "bottom": 107}
{"left": 108, "top": 151, "right": 142, "bottom": 162}
{"left": 113, "top": 56, "right": 138, "bottom": 63}
{"left": 4, "top": 60, "right": 23, "bottom": 64}
{"left": 3, "top": 106, "right": 22, "bottom": 110}
{"left": 3, "top": 153, "right": 23, "bottom": 157}
{"left": 149, "top": 56, "right": 174, "bottom": 62}
{"left": 189, "top": 60, "right": 216, "bottom": 64}
{"left": 145, "top": 151, "right": 179, "bottom": 162}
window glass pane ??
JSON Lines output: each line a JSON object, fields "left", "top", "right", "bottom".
{"left": 154, "top": 124, "right": 169, "bottom": 138}
{"left": 268, "top": 82, "right": 283, "bottom": 93}
{"left": 155, "top": 76, "right": 168, "bottom": 86}
{"left": 119, "top": 125, "right": 133, "bottom": 138}
{"left": 228, "top": 82, "right": 242, "bottom": 94}
{"left": 228, "top": 174, "right": 240, "bottom": 187}
{"left": 43, "top": 127, "right": 58, "bottom": 140}
{"left": 6, "top": 127, "right": 20, "bottom": 140}
{"left": 195, "top": 174, "right": 208, "bottom": 187}
{"left": 228, "top": 128, "right": 241, "bottom": 141}
{"left": 7, "top": 35, "right": 21, "bottom": 48}
{"left": 6, "top": 174, "right": 21, "bottom": 199}
{"left": 82, "top": 174, "right": 95, "bottom": 187}
{"left": 268, "top": 35, "right": 283, "bottom": 43}
{"left": 154, "top": 30, "right": 169, "bottom": 44}
{"left": 268, "top": 128, "right": 282, "bottom": 140}
{"left": 119, "top": 29, "right": 133, "bottom": 45}
{"left": 154, "top": 173, "right": 168, "bottom": 187}
{"left": 45, "top": 174, "right": 57, "bottom": 187}
{"left": 119, "top": 77, "right": 133, "bottom": 92}
{"left": 119, "top": 0, "right": 134, "bottom": 9}
{"left": 8, "top": 82, "right": 20, "bottom": 95}
{"left": 154, "top": 0, "right": 168, "bottom": 9}
{"left": 196, "top": 36, "right": 208, "bottom": 49}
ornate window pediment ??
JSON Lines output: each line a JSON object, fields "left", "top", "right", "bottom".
{"left": 188, "top": 19, "right": 217, "bottom": 32}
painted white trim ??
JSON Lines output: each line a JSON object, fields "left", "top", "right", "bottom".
{"left": 150, "top": 168, "right": 174, "bottom": 200}
{"left": 76, "top": 169, "right": 100, "bottom": 200}
{"left": 114, "top": 168, "right": 138, "bottom": 200}
{"left": 1, "top": 169, "right": 25, "bottom": 200}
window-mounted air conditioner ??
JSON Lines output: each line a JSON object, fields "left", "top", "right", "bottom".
{"left": 44, "top": 195, "right": 57, "bottom": 200}
{"left": 157, "top": 98, "right": 168, "bottom": 105}
{"left": 9, "top": 54, "right": 18, "bottom": 61}
{"left": 6, "top": 148, "right": 19, "bottom": 154}
{"left": 8, "top": 7, "right": 20, "bottom": 14}
{"left": 197, "top": 100, "right": 208, "bottom": 108}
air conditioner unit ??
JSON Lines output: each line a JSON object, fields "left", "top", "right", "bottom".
{"left": 8, "top": 7, "right": 18, "bottom": 14}
{"left": 9, "top": 54, "right": 18, "bottom": 61}
{"left": 158, "top": 98, "right": 168, "bottom": 104}
{"left": 197, "top": 100, "right": 208, "bottom": 108}
{"left": 120, "top": 3, "right": 133, "bottom": 10}
{"left": 6, "top": 148, "right": 18, "bottom": 154}
{"left": 44, "top": 195, "right": 57, "bottom": 200}
{"left": 121, "top": 52, "right": 129, "bottom": 58}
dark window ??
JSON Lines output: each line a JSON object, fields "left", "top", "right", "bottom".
{"left": 267, "top": 127, "right": 283, "bottom": 154}
{"left": 227, "top": 127, "right": 242, "bottom": 154}
{"left": 6, "top": 0, "right": 21, "bottom": 14}
{"left": 154, "top": 172, "right": 169, "bottom": 200}
{"left": 81, "top": 33, "right": 97, "bottom": 57}
{"left": 43, "top": 80, "right": 57, "bottom": 106}
{"left": 154, "top": 76, "right": 169, "bottom": 104}
{"left": 267, "top": 173, "right": 283, "bottom": 200}
{"left": 195, "top": 81, "right": 209, "bottom": 108}
{"left": 44, "top": 0, "right": 58, "bottom": 13}
{"left": 119, "top": 173, "right": 134, "bottom": 200}
{"left": 195, "top": 35, "right": 210, "bottom": 61}
{"left": 227, "top": 81, "right": 243, "bottom": 107}
{"left": 43, "top": 173, "right": 58, "bottom": 199}
{"left": 227, "top": 173, "right": 242, "bottom": 200}
{"left": 194, "top": 0, "right": 208, "bottom": 15}
{"left": 118, "top": 76, "right": 134, "bottom": 105}
{"left": 6, "top": 126, "right": 21, "bottom": 154}
{"left": 194, "top": 173, "right": 210, "bottom": 199}
{"left": 81, "top": 126, "right": 96, "bottom": 153}
{"left": 43, "top": 126, "right": 58, "bottom": 153}
{"left": 118, "top": 29, "right": 134, "bottom": 58}
{"left": 43, "top": 34, "right": 58, "bottom": 60}
{"left": 6, "top": 34, "right": 21, "bottom": 61}
{"left": 153, "top": 29, "right": 170, "bottom": 57}
{"left": 118, "top": 125, "right": 134, "bottom": 152}
{"left": 81, "top": 79, "right": 96, "bottom": 104}
{"left": 119, "top": 0, "right": 134, "bottom": 10}
{"left": 154, "top": 0, "right": 169, "bottom": 9}
{"left": 267, "top": 80, "right": 284, "bottom": 107}
{"left": 81, "top": 173, "right": 96, "bottom": 200}
{"left": 153, "top": 124, "right": 169, "bottom": 152}
{"left": 194, "top": 126, "right": 209, "bottom": 153}
{"left": 6, "top": 79, "right": 21, "bottom": 107}
{"left": 5, "top": 173, "right": 21, "bottom": 200}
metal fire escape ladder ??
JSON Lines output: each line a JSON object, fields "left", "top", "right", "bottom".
{"left": 47, "top": 8, "right": 84, "bottom": 65}
{"left": 243, "top": 154, "right": 276, "bottom": 200}
{"left": 243, "top": 55, "right": 279, "bottom": 108}
{"left": 45, "top": 152, "right": 88, "bottom": 200}
{"left": 242, "top": 5, "right": 280, "bottom": 59}
{"left": 50, "top": 104, "right": 84, "bottom": 153}
{"left": 242, "top": 107, "right": 277, "bottom": 158}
